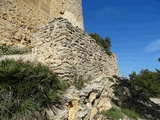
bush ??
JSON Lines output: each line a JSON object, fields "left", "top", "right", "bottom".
{"left": 0, "top": 59, "right": 69, "bottom": 119}
{"left": 89, "top": 33, "right": 112, "bottom": 55}
{"left": 129, "top": 69, "right": 160, "bottom": 97}
{"left": 0, "top": 46, "right": 30, "bottom": 55}
{"left": 101, "top": 108, "right": 123, "bottom": 120}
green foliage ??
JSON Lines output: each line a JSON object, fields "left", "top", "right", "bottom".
{"left": 73, "top": 74, "right": 86, "bottom": 90}
{"left": 108, "top": 77, "right": 114, "bottom": 82}
{"left": 101, "top": 107, "right": 139, "bottom": 120}
{"left": 121, "top": 108, "right": 139, "bottom": 120}
{"left": 129, "top": 69, "right": 160, "bottom": 97}
{"left": 89, "top": 33, "right": 112, "bottom": 55}
{"left": 101, "top": 108, "right": 123, "bottom": 120}
{"left": 0, "top": 59, "right": 69, "bottom": 119}
{"left": 0, "top": 46, "right": 30, "bottom": 55}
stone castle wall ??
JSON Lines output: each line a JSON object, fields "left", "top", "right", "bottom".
{"left": 0, "top": 1, "right": 121, "bottom": 119}
{"left": 0, "top": 0, "right": 83, "bottom": 47}
{"left": 0, "top": 0, "right": 119, "bottom": 82}
{"left": 32, "top": 18, "right": 119, "bottom": 82}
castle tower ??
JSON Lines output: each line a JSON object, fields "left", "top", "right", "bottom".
{"left": 0, "top": 0, "right": 84, "bottom": 29}
{"left": 51, "top": 0, "right": 84, "bottom": 29}
{"left": 0, "top": 0, "right": 84, "bottom": 46}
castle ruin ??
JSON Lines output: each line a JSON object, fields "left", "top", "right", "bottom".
{"left": 1, "top": 1, "right": 160, "bottom": 120}
{"left": 0, "top": 0, "right": 119, "bottom": 80}
{"left": 0, "top": 1, "right": 121, "bottom": 119}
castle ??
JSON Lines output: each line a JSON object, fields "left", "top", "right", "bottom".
{"left": 0, "top": 0, "right": 84, "bottom": 47}
{"left": 0, "top": 1, "right": 121, "bottom": 119}
{"left": 1, "top": 1, "right": 160, "bottom": 120}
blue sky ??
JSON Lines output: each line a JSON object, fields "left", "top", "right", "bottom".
{"left": 82, "top": 0, "right": 160, "bottom": 77}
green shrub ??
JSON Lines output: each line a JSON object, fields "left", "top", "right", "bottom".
{"left": 101, "top": 108, "right": 123, "bottom": 120}
{"left": 0, "top": 46, "right": 30, "bottom": 55}
{"left": 0, "top": 59, "right": 69, "bottom": 119}
{"left": 121, "top": 108, "right": 139, "bottom": 120}
{"left": 129, "top": 69, "right": 160, "bottom": 97}
{"left": 90, "top": 33, "right": 112, "bottom": 55}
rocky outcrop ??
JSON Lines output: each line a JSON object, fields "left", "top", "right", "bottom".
{"left": 44, "top": 76, "right": 115, "bottom": 120}
{"left": 42, "top": 75, "right": 160, "bottom": 120}
{"left": 32, "top": 17, "right": 119, "bottom": 83}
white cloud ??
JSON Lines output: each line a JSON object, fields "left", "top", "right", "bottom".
{"left": 146, "top": 39, "right": 160, "bottom": 52}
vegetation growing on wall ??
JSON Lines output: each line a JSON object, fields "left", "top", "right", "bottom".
{"left": 0, "top": 59, "right": 69, "bottom": 119}
{"left": 0, "top": 46, "right": 31, "bottom": 55}
{"left": 73, "top": 73, "right": 92, "bottom": 90}
{"left": 89, "top": 33, "right": 112, "bottom": 55}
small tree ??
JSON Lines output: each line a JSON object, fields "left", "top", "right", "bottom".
{"left": 129, "top": 69, "right": 160, "bottom": 97}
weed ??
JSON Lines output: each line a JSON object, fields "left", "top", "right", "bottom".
{"left": 108, "top": 77, "right": 114, "bottom": 82}
{"left": 0, "top": 46, "right": 31, "bottom": 55}
{"left": 101, "top": 107, "right": 123, "bottom": 120}
{"left": 74, "top": 74, "right": 85, "bottom": 90}
{"left": 121, "top": 108, "right": 139, "bottom": 120}
{"left": 73, "top": 73, "right": 92, "bottom": 90}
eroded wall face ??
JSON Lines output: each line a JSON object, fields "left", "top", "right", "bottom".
{"left": 32, "top": 18, "right": 120, "bottom": 82}
{"left": 0, "top": 0, "right": 84, "bottom": 47}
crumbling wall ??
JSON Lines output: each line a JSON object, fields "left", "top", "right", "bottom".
{"left": 31, "top": 18, "right": 120, "bottom": 120}
{"left": 32, "top": 18, "right": 119, "bottom": 82}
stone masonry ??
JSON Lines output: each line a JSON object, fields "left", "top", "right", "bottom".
{"left": 0, "top": 1, "right": 121, "bottom": 119}
{"left": 0, "top": 16, "right": 120, "bottom": 120}
{"left": 0, "top": 0, "right": 83, "bottom": 47}
{"left": 32, "top": 18, "right": 119, "bottom": 82}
